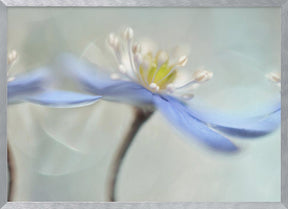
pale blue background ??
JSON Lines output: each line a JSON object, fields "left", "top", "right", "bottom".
{"left": 7, "top": 8, "right": 280, "bottom": 201}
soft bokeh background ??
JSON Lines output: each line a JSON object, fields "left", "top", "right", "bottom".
{"left": 7, "top": 8, "right": 281, "bottom": 201}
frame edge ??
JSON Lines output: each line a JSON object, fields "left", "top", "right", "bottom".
{"left": 0, "top": 0, "right": 7, "bottom": 208}
{"left": 282, "top": 0, "right": 288, "bottom": 207}
{"left": 0, "top": 0, "right": 286, "bottom": 209}
{"left": 0, "top": 202, "right": 287, "bottom": 209}
{"left": 0, "top": 0, "right": 286, "bottom": 7}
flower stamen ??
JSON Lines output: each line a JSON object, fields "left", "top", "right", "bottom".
{"left": 178, "top": 55, "right": 188, "bottom": 67}
{"left": 118, "top": 64, "right": 135, "bottom": 81}
{"left": 107, "top": 26, "right": 213, "bottom": 95}
{"left": 149, "top": 82, "right": 160, "bottom": 92}
{"left": 151, "top": 50, "right": 169, "bottom": 82}
{"left": 176, "top": 69, "right": 213, "bottom": 90}
{"left": 123, "top": 27, "right": 134, "bottom": 41}
{"left": 193, "top": 68, "right": 213, "bottom": 83}
{"left": 132, "top": 43, "right": 142, "bottom": 54}
{"left": 156, "top": 56, "right": 188, "bottom": 85}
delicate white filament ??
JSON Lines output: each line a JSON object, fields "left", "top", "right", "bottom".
{"left": 132, "top": 43, "right": 142, "bottom": 54}
{"left": 157, "top": 51, "right": 168, "bottom": 67}
{"left": 118, "top": 64, "right": 136, "bottom": 81}
{"left": 181, "top": 93, "right": 194, "bottom": 100}
{"left": 134, "top": 53, "right": 143, "bottom": 66}
{"left": 156, "top": 55, "right": 187, "bottom": 84}
{"left": 192, "top": 69, "right": 213, "bottom": 83}
{"left": 136, "top": 56, "right": 150, "bottom": 86}
{"left": 151, "top": 51, "right": 169, "bottom": 82}
{"left": 107, "top": 33, "right": 123, "bottom": 67}
{"left": 108, "top": 33, "right": 120, "bottom": 51}
{"left": 173, "top": 70, "right": 211, "bottom": 91}
{"left": 176, "top": 80, "right": 198, "bottom": 90}
{"left": 121, "top": 27, "right": 139, "bottom": 80}
{"left": 141, "top": 58, "right": 150, "bottom": 71}
{"left": 126, "top": 40, "right": 138, "bottom": 77}
{"left": 108, "top": 27, "right": 143, "bottom": 83}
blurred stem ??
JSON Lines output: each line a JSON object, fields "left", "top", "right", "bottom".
{"left": 7, "top": 141, "right": 16, "bottom": 201}
{"left": 106, "top": 107, "right": 154, "bottom": 202}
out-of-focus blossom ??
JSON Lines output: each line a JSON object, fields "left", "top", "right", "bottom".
{"left": 7, "top": 50, "right": 101, "bottom": 107}
{"left": 51, "top": 27, "right": 280, "bottom": 152}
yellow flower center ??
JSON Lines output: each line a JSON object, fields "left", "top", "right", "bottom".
{"left": 138, "top": 51, "right": 177, "bottom": 91}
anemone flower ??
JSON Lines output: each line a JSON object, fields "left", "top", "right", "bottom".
{"left": 54, "top": 27, "right": 280, "bottom": 201}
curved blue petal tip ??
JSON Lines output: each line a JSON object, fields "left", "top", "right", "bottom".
{"left": 154, "top": 95, "right": 238, "bottom": 152}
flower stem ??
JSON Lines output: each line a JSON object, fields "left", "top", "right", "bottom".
{"left": 106, "top": 107, "right": 154, "bottom": 201}
{"left": 7, "top": 142, "right": 16, "bottom": 201}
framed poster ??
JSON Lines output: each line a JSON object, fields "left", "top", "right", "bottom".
{"left": 0, "top": 0, "right": 287, "bottom": 209}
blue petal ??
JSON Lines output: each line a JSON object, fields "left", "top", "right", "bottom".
{"left": 153, "top": 95, "right": 238, "bottom": 152}
{"left": 211, "top": 109, "right": 280, "bottom": 138}
{"left": 8, "top": 68, "right": 51, "bottom": 104}
{"left": 58, "top": 54, "right": 124, "bottom": 93}
{"left": 25, "top": 90, "right": 102, "bottom": 107}
{"left": 101, "top": 82, "right": 153, "bottom": 105}
{"left": 58, "top": 54, "right": 153, "bottom": 105}
{"left": 188, "top": 102, "right": 280, "bottom": 138}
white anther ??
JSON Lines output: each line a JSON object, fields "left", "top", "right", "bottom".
{"left": 132, "top": 43, "right": 142, "bottom": 54}
{"left": 182, "top": 93, "right": 194, "bottom": 100}
{"left": 178, "top": 55, "right": 188, "bottom": 67}
{"left": 149, "top": 82, "right": 160, "bottom": 91}
{"left": 108, "top": 33, "right": 120, "bottom": 51}
{"left": 166, "top": 83, "right": 175, "bottom": 93}
{"left": 157, "top": 51, "right": 169, "bottom": 66}
{"left": 266, "top": 72, "right": 281, "bottom": 83}
{"left": 110, "top": 73, "right": 120, "bottom": 80}
{"left": 118, "top": 64, "right": 127, "bottom": 74}
{"left": 8, "top": 50, "right": 18, "bottom": 65}
{"left": 123, "top": 27, "right": 134, "bottom": 41}
{"left": 193, "top": 69, "right": 213, "bottom": 82}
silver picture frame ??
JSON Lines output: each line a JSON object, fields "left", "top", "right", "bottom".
{"left": 0, "top": 0, "right": 287, "bottom": 208}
